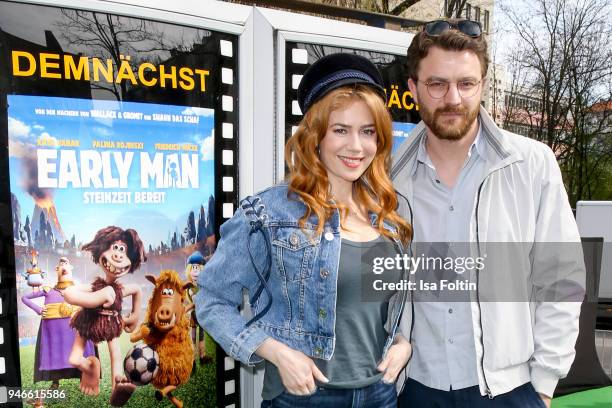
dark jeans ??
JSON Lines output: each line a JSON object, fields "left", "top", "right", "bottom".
{"left": 398, "top": 378, "right": 547, "bottom": 408}
{"left": 261, "top": 379, "right": 397, "bottom": 408}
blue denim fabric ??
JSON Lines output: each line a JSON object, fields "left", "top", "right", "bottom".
{"left": 399, "top": 378, "right": 547, "bottom": 408}
{"left": 195, "top": 184, "right": 407, "bottom": 365}
{"left": 261, "top": 380, "right": 397, "bottom": 408}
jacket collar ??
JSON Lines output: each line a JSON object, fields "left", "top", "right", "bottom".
{"left": 328, "top": 197, "right": 399, "bottom": 235}
{"left": 368, "top": 212, "right": 399, "bottom": 235}
{"left": 413, "top": 120, "right": 485, "bottom": 176}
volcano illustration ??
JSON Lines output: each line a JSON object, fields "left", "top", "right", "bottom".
{"left": 31, "top": 197, "right": 65, "bottom": 244}
{"left": 19, "top": 152, "right": 66, "bottom": 245}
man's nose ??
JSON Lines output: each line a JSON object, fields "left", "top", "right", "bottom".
{"left": 444, "top": 83, "right": 462, "bottom": 105}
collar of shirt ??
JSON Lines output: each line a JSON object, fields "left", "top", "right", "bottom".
{"left": 412, "top": 120, "right": 483, "bottom": 177}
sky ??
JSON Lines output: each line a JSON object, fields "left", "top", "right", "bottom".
{"left": 492, "top": 0, "right": 518, "bottom": 68}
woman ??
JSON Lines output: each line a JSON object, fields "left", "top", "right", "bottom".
{"left": 196, "top": 53, "right": 412, "bottom": 407}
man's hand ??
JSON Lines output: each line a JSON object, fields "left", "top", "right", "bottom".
{"left": 256, "top": 338, "right": 329, "bottom": 395}
{"left": 539, "top": 393, "right": 551, "bottom": 408}
{"left": 377, "top": 334, "right": 412, "bottom": 383}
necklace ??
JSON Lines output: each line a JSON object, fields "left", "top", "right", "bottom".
{"left": 55, "top": 280, "right": 74, "bottom": 291}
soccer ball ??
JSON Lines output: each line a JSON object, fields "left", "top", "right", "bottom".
{"left": 123, "top": 343, "right": 159, "bottom": 386}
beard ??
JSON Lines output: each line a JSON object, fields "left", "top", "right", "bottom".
{"left": 420, "top": 103, "right": 479, "bottom": 141}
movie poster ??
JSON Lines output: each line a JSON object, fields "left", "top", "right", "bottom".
{"left": 8, "top": 94, "right": 217, "bottom": 407}
{"left": 392, "top": 121, "right": 416, "bottom": 153}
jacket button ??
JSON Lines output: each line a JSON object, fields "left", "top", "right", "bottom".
{"left": 320, "top": 269, "right": 329, "bottom": 278}
{"left": 319, "top": 308, "right": 327, "bottom": 319}
{"left": 314, "top": 347, "right": 322, "bottom": 356}
{"left": 289, "top": 233, "right": 299, "bottom": 247}
{"left": 324, "top": 231, "right": 334, "bottom": 241}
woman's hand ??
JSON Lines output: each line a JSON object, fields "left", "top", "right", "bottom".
{"left": 256, "top": 338, "right": 329, "bottom": 395}
{"left": 377, "top": 334, "right": 412, "bottom": 383}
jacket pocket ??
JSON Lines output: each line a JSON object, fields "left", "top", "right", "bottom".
{"left": 271, "top": 225, "right": 320, "bottom": 282}
{"left": 484, "top": 302, "right": 534, "bottom": 370}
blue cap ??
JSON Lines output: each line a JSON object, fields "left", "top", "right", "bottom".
{"left": 297, "top": 52, "right": 386, "bottom": 114}
{"left": 187, "top": 251, "right": 205, "bottom": 265}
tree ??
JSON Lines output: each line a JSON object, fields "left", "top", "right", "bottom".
{"left": 501, "top": 0, "right": 612, "bottom": 205}
{"left": 37, "top": 212, "right": 47, "bottom": 248}
{"left": 24, "top": 216, "right": 31, "bottom": 247}
{"left": 54, "top": 9, "right": 214, "bottom": 101}
{"left": 185, "top": 211, "right": 196, "bottom": 244}
{"left": 206, "top": 196, "right": 215, "bottom": 237}
{"left": 501, "top": 49, "right": 536, "bottom": 134}
{"left": 171, "top": 231, "right": 178, "bottom": 250}
{"left": 196, "top": 205, "right": 206, "bottom": 242}
{"left": 319, "top": 0, "right": 421, "bottom": 16}
{"left": 444, "top": 0, "right": 467, "bottom": 18}
{"left": 55, "top": 11, "right": 160, "bottom": 100}
{"left": 45, "top": 219, "right": 54, "bottom": 248}
{"left": 11, "top": 193, "right": 22, "bottom": 241}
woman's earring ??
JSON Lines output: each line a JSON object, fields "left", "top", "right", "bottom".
{"left": 316, "top": 145, "right": 320, "bottom": 155}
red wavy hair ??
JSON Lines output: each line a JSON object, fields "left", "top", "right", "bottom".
{"left": 285, "top": 85, "right": 412, "bottom": 245}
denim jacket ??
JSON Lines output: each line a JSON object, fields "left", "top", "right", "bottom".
{"left": 195, "top": 184, "right": 408, "bottom": 366}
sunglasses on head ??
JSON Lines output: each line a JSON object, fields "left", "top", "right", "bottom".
{"left": 423, "top": 20, "right": 482, "bottom": 38}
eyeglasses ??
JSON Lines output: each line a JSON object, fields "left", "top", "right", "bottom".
{"left": 423, "top": 20, "right": 482, "bottom": 38}
{"left": 419, "top": 79, "right": 482, "bottom": 99}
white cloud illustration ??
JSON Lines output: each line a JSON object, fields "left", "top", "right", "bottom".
{"left": 93, "top": 126, "right": 113, "bottom": 137}
{"left": 200, "top": 130, "right": 214, "bottom": 161}
{"left": 181, "top": 107, "right": 214, "bottom": 117}
{"left": 39, "top": 132, "right": 59, "bottom": 147}
{"left": 8, "top": 139, "right": 32, "bottom": 158}
{"left": 8, "top": 117, "right": 31, "bottom": 138}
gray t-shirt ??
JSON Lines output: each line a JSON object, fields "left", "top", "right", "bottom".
{"left": 262, "top": 235, "right": 401, "bottom": 400}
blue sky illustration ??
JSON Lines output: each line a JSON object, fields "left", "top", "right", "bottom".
{"left": 8, "top": 95, "right": 215, "bottom": 248}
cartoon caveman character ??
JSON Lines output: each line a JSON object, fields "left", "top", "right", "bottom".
{"left": 63, "top": 226, "right": 146, "bottom": 406}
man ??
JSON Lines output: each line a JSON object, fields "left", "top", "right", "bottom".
{"left": 392, "top": 19, "right": 585, "bottom": 407}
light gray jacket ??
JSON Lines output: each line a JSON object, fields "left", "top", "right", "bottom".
{"left": 391, "top": 107, "right": 585, "bottom": 398}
